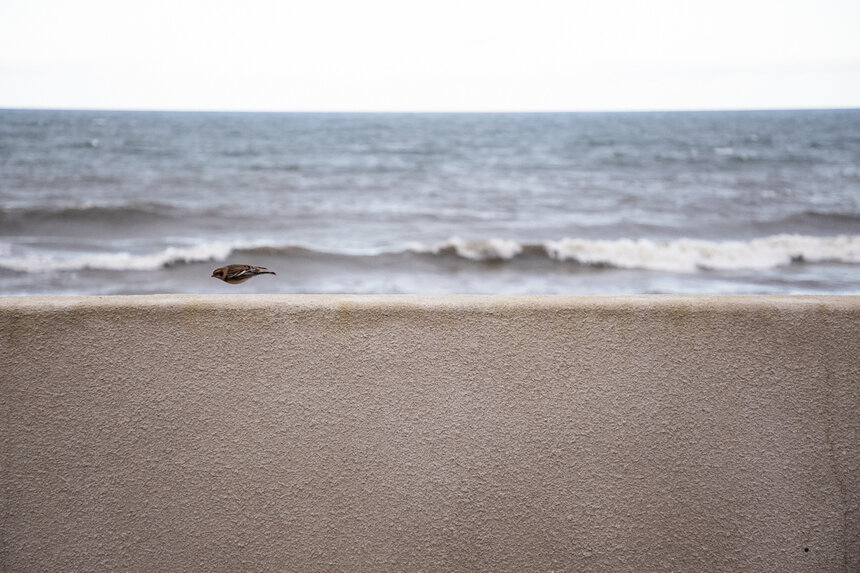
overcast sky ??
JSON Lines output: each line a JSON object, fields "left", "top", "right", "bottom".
{"left": 1, "top": 0, "right": 858, "bottom": 112}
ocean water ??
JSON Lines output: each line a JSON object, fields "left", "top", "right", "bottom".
{"left": 1, "top": 109, "right": 858, "bottom": 295}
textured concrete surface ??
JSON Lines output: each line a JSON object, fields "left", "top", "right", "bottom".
{"left": 1, "top": 295, "right": 858, "bottom": 572}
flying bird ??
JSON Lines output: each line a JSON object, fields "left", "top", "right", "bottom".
{"left": 211, "top": 264, "right": 276, "bottom": 284}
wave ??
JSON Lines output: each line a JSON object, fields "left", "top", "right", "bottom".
{"left": 0, "top": 240, "right": 394, "bottom": 273}
{"left": 777, "top": 210, "right": 860, "bottom": 228}
{"left": 0, "top": 242, "right": 235, "bottom": 272}
{"left": 409, "top": 234, "right": 860, "bottom": 272}
{"left": 408, "top": 237, "right": 525, "bottom": 261}
{"left": 1, "top": 234, "right": 858, "bottom": 274}
{"left": 0, "top": 202, "right": 180, "bottom": 226}
{"left": 541, "top": 235, "right": 860, "bottom": 272}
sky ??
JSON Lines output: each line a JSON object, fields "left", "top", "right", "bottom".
{"left": 1, "top": 0, "right": 858, "bottom": 112}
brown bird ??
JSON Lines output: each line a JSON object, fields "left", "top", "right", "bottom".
{"left": 211, "top": 264, "right": 276, "bottom": 284}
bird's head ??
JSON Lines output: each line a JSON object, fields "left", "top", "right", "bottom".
{"left": 211, "top": 268, "right": 225, "bottom": 280}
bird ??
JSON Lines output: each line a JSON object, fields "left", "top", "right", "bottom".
{"left": 211, "top": 264, "right": 276, "bottom": 284}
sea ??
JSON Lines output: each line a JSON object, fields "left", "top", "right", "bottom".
{"left": 1, "top": 109, "right": 858, "bottom": 296}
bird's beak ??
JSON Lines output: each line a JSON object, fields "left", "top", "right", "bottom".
{"left": 210, "top": 272, "right": 216, "bottom": 278}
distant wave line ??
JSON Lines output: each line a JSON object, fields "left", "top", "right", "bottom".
{"left": 1, "top": 234, "right": 859, "bottom": 274}
{"left": 2, "top": 202, "right": 859, "bottom": 229}
{"left": 0, "top": 202, "right": 181, "bottom": 223}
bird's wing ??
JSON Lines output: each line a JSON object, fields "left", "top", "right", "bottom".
{"left": 230, "top": 267, "right": 259, "bottom": 278}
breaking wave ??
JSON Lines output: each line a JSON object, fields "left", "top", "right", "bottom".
{"left": 541, "top": 234, "right": 860, "bottom": 272}
{"left": 0, "top": 242, "right": 236, "bottom": 272}
{"left": 409, "top": 234, "right": 860, "bottom": 271}
{"left": 1, "top": 234, "right": 858, "bottom": 274}
{"left": 408, "top": 237, "right": 524, "bottom": 261}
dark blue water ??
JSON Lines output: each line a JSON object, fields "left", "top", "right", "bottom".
{"left": 1, "top": 109, "right": 858, "bottom": 295}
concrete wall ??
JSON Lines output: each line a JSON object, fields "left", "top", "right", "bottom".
{"left": 1, "top": 295, "right": 858, "bottom": 572}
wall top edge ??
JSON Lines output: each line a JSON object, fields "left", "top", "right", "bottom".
{"left": 1, "top": 294, "right": 858, "bottom": 313}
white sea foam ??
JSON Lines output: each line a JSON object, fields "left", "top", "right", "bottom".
{"left": 405, "top": 234, "right": 860, "bottom": 270}
{"left": 2, "top": 234, "right": 858, "bottom": 275}
{"left": 543, "top": 234, "right": 860, "bottom": 272}
{"left": 409, "top": 237, "right": 523, "bottom": 261}
{"left": 0, "top": 242, "right": 235, "bottom": 273}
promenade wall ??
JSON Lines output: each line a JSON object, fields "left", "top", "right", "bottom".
{"left": 2, "top": 295, "right": 858, "bottom": 572}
